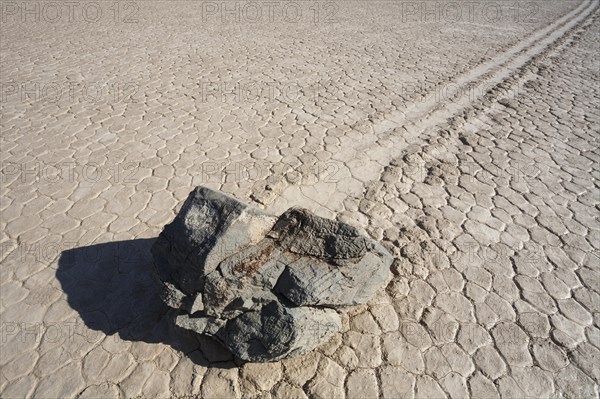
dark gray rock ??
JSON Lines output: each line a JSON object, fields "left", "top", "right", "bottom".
{"left": 152, "top": 186, "right": 392, "bottom": 362}
{"left": 218, "top": 301, "right": 341, "bottom": 362}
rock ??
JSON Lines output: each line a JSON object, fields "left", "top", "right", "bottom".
{"left": 218, "top": 302, "right": 341, "bottom": 362}
{"left": 272, "top": 208, "right": 391, "bottom": 307}
{"left": 152, "top": 187, "right": 392, "bottom": 362}
{"left": 152, "top": 186, "right": 278, "bottom": 298}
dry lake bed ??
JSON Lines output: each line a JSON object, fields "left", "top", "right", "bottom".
{"left": 1, "top": 0, "right": 599, "bottom": 398}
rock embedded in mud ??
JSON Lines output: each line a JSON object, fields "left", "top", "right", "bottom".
{"left": 152, "top": 186, "right": 393, "bottom": 362}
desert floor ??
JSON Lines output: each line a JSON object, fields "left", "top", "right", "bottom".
{"left": 1, "top": 0, "right": 599, "bottom": 398}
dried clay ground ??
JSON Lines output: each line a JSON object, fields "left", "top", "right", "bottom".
{"left": 1, "top": 0, "right": 599, "bottom": 398}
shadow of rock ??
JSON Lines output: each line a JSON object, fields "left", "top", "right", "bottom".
{"left": 56, "top": 238, "right": 237, "bottom": 368}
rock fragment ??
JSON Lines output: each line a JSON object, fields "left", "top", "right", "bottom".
{"left": 152, "top": 187, "right": 392, "bottom": 361}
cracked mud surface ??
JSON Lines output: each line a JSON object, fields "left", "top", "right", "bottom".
{"left": 1, "top": 1, "right": 599, "bottom": 398}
